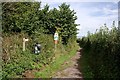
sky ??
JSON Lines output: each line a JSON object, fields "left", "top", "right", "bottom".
{"left": 35, "top": 0, "right": 119, "bottom": 37}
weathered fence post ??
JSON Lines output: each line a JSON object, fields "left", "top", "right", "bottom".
{"left": 23, "top": 38, "right": 29, "bottom": 51}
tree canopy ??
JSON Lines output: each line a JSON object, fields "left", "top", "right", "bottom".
{"left": 2, "top": 2, "right": 78, "bottom": 44}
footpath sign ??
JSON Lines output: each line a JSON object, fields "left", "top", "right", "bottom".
{"left": 54, "top": 32, "right": 58, "bottom": 44}
{"left": 54, "top": 32, "right": 59, "bottom": 49}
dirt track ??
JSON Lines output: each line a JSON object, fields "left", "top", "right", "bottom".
{"left": 23, "top": 49, "right": 83, "bottom": 79}
{"left": 54, "top": 49, "right": 83, "bottom": 79}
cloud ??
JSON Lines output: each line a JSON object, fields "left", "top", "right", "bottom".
{"left": 35, "top": 0, "right": 119, "bottom": 3}
{"left": 102, "top": 7, "right": 117, "bottom": 16}
{"left": 36, "top": 1, "right": 118, "bottom": 37}
{"left": 40, "top": 2, "right": 61, "bottom": 10}
{"left": 69, "top": 2, "right": 118, "bottom": 37}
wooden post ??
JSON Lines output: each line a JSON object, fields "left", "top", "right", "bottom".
{"left": 23, "top": 38, "right": 29, "bottom": 51}
{"left": 23, "top": 40, "right": 25, "bottom": 51}
{"left": 55, "top": 43, "right": 56, "bottom": 50}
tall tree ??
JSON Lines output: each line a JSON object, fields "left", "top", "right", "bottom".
{"left": 58, "top": 3, "right": 78, "bottom": 44}
{"left": 2, "top": 2, "right": 40, "bottom": 35}
{"left": 2, "top": 2, "right": 78, "bottom": 44}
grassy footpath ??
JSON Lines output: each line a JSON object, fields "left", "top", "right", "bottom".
{"left": 34, "top": 46, "right": 79, "bottom": 78}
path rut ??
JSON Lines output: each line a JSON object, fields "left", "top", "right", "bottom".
{"left": 54, "top": 49, "right": 83, "bottom": 79}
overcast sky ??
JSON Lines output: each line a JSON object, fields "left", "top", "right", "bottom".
{"left": 35, "top": 0, "right": 119, "bottom": 37}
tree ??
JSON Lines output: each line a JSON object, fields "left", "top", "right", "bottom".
{"left": 2, "top": 2, "right": 78, "bottom": 45}
{"left": 2, "top": 2, "right": 41, "bottom": 35}
{"left": 58, "top": 3, "right": 78, "bottom": 44}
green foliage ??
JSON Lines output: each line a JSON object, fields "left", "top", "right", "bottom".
{"left": 2, "top": 33, "right": 55, "bottom": 78}
{"left": 2, "top": 2, "right": 41, "bottom": 35}
{"left": 56, "top": 3, "right": 78, "bottom": 44}
{"left": 34, "top": 42, "right": 78, "bottom": 78}
{"left": 2, "top": 2, "right": 78, "bottom": 79}
{"left": 2, "top": 2, "right": 78, "bottom": 44}
{"left": 77, "top": 22, "right": 120, "bottom": 78}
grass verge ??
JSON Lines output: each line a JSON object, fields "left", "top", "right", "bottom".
{"left": 34, "top": 46, "right": 78, "bottom": 78}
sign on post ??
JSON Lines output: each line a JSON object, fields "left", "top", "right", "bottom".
{"left": 54, "top": 32, "right": 59, "bottom": 49}
{"left": 54, "top": 32, "right": 58, "bottom": 44}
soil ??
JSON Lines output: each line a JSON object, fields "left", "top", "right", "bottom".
{"left": 53, "top": 48, "right": 83, "bottom": 79}
{"left": 23, "top": 48, "right": 83, "bottom": 79}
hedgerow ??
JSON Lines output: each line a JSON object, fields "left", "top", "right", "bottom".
{"left": 77, "top": 22, "right": 120, "bottom": 78}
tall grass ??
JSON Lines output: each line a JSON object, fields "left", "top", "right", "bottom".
{"left": 2, "top": 32, "right": 54, "bottom": 78}
{"left": 2, "top": 32, "right": 78, "bottom": 79}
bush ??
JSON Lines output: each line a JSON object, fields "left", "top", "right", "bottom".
{"left": 77, "top": 26, "right": 120, "bottom": 78}
{"left": 2, "top": 32, "right": 55, "bottom": 78}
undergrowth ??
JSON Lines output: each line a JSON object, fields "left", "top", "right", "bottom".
{"left": 34, "top": 45, "right": 78, "bottom": 78}
{"left": 2, "top": 32, "right": 78, "bottom": 79}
